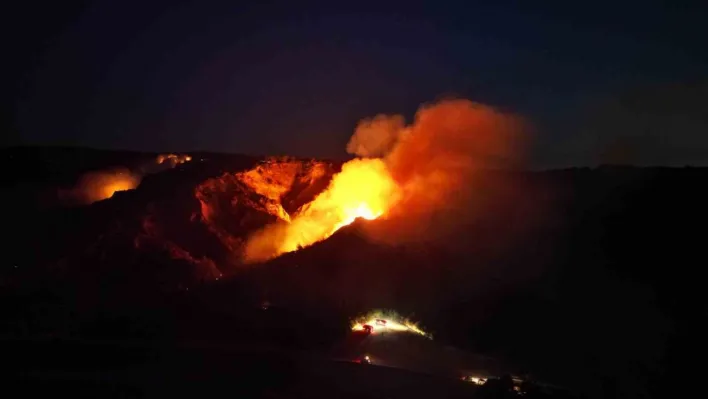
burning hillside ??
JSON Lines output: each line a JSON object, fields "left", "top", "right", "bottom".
{"left": 21, "top": 98, "right": 525, "bottom": 298}
{"left": 4, "top": 142, "right": 704, "bottom": 398}
{"left": 194, "top": 157, "right": 338, "bottom": 256}
{"left": 60, "top": 153, "right": 193, "bottom": 205}
{"left": 242, "top": 158, "right": 400, "bottom": 262}
{"left": 44, "top": 99, "right": 524, "bottom": 274}
{"left": 241, "top": 99, "right": 523, "bottom": 262}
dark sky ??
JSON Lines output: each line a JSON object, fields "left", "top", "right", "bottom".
{"left": 5, "top": 0, "right": 708, "bottom": 166}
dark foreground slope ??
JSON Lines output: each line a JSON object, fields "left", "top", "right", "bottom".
{"left": 1, "top": 147, "right": 706, "bottom": 398}
{"left": 4, "top": 339, "right": 482, "bottom": 399}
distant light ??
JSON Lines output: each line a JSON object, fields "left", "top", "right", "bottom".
{"left": 351, "top": 311, "right": 431, "bottom": 339}
{"left": 466, "top": 376, "right": 486, "bottom": 385}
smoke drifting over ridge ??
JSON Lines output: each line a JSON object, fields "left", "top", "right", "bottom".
{"left": 242, "top": 99, "right": 527, "bottom": 261}
{"left": 354, "top": 99, "right": 526, "bottom": 244}
{"left": 346, "top": 114, "right": 406, "bottom": 158}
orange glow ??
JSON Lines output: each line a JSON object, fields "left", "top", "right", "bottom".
{"left": 243, "top": 158, "right": 401, "bottom": 262}
{"left": 99, "top": 175, "right": 139, "bottom": 199}
{"left": 71, "top": 169, "right": 141, "bottom": 204}
{"left": 288, "top": 158, "right": 399, "bottom": 246}
{"left": 241, "top": 99, "right": 523, "bottom": 262}
{"left": 157, "top": 153, "right": 192, "bottom": 165}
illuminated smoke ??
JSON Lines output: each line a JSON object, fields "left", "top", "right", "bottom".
{"left": 367, "top": 99, "right": 525, "bottom": 244}
{"left": 65, "top": 168, "right": 142, "bottom": 204}
{"left": 346, "top": 114, "right": 406, "bottom": 158}
{"left": 242, "top": 158, "right": 400, "bottom": 262}
{"left": 242, "top": 99, "right": 525, "bottom": 261}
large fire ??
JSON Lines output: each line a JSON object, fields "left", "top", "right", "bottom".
{"left": 242, "top": 99, "right": 522, "bottom": 262}
{"left": 277, "top": 158, "right": 400, "bottom": 252}
{"left": 243, "top": 158, "right": 400, "bottom": 261}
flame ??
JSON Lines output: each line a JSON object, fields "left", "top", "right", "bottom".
{"left": 243, "top": 158, "right": 401, "bottom": 262}
{"left": 242, "top": 99, "right": 523, "bottom": 262}
{"left": 157, "top": 153, "right": 192, "bottom": 165}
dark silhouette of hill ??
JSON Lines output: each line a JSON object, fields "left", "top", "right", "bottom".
{"left": 1, "top": 147, "right": 706, "bottom": 398}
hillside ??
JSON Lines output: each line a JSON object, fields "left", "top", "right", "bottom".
{"left": 1, "top": 146, "right": 706, "bottom": 398}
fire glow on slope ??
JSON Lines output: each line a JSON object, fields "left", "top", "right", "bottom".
{"left": 65, "top": 153, "right": 193, "bottom": 204}
{"left": 99, "top": 173, "right": 140, "bottom": 199}
{"left": 243, "top": 158, "right": 401, "bottom": 262}
{"left": 71, "top": 168, "right": 142, "bottom": 204}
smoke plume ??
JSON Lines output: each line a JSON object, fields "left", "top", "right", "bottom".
{"left": 347, "top": 114, "right": 406, "bottom": 158}
{"left": 354, "top": 99, "right": 526, "bottom": 243}
{"left": 242, "top": 99, "right": 527, "bottom": 262}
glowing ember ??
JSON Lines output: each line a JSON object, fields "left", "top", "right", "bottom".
{"left": 350, "top": 310, "right": 431, "bottom": 339}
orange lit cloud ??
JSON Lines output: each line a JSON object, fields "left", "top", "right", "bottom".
{"left": 241, "top": 99, "right": 526, "bottom": 262}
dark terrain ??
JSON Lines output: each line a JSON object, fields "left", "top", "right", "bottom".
{"left": 2, "top": 146, "right": 705, "bottom": 398}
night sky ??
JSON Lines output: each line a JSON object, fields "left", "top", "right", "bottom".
{"left": 5, "top": 0, "right": 708, "bottom": 166}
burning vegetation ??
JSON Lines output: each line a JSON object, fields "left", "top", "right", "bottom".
{"left": 242, "top": 158, "right": 400, "bottom": 262}
{"left": 241, "top": 99, "right": 523, "bottom": 262}
{"left": 194, "top": 158, "right": 336, "bottom": 255}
